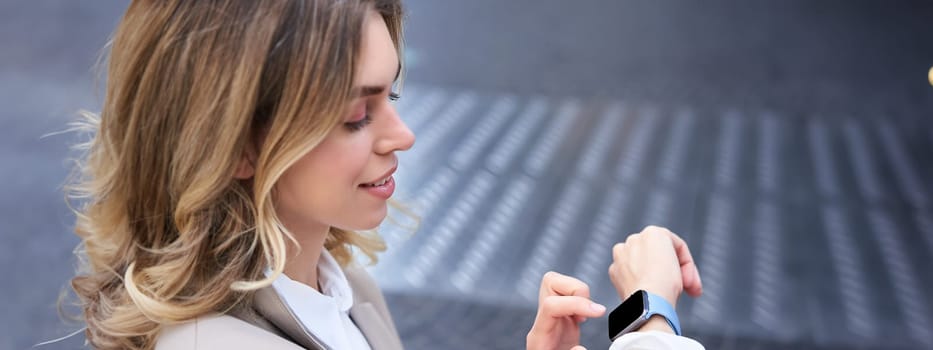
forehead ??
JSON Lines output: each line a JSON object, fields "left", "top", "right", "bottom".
{"left": 355, "top": 11, "right": 399, "bottom": 86}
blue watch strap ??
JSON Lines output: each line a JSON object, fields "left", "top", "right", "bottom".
{"left": 644, "top": 291, "right": 682, "bottom": 336}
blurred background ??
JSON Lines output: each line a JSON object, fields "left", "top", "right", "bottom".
{"left": 2, "top": 0, "right": 932, "bottom": 349}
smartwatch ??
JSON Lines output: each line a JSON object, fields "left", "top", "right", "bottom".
{"left": 608, "top": 290, "right": 681, "bottom": 340}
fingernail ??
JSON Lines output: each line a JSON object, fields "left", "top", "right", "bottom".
{"left": 591, "top": 303, "right": 606, "bottom": 313}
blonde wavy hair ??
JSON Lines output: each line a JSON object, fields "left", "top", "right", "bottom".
{"left": 67, "top": 0, "right": 404, "bottom": 349}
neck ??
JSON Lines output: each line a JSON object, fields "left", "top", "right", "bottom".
{"left": 282, "top": 224, "right": 331, "bottom": 291}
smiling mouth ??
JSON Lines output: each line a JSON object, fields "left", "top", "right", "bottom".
{"left": 360, "top": 165, "right": 397, "bottom": 188}
{"left": 360, "top": 176, "right": 391, "bottom": 187}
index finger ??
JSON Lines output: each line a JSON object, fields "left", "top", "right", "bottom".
{"left": 539, "top": 271, "right": 591, "bottom": 302}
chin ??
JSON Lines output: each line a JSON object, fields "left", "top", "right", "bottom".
{"left": 348, "top": 205, "right": 388, "bottom": 230}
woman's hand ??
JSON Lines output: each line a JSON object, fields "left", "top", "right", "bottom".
{"left": 527, "top": 271, "right": 606, "bottom": 350}
{"left": 608, "top": 226, "right": 703, "bottom": 308}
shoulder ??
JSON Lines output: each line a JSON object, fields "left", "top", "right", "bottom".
{"left": 156, "top": 314, "right": 303, "bottom": 350}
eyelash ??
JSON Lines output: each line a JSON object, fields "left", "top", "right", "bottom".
{"left": 344, "top": 114, "right": 372, "bottom": 131}
{"left": 343, "top": 93, "right": 401, "bottom": 132}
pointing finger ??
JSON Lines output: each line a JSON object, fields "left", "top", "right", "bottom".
{"left": 539, "top": 271, "right": 592, "bottom": 301}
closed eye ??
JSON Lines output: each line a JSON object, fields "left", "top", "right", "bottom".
{"left": 344, "top": 114, "right": 372, "bottom": 132}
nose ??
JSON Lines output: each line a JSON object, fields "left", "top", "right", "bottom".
{"left": 374, "top": 103, "right": 415, "bottom": 154}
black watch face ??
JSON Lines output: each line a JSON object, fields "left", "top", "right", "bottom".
{"left": 608, "top": 290, "right": 647, "bottom": 340}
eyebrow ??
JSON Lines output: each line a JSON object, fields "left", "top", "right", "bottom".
{"left": 353, "top": 63, "right": 402, "bottom": 98}
{"left": 356, "top": 85, "right": 386, "bottom": 97}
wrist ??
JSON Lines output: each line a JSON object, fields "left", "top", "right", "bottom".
{"left": 622, "top": 287, "right": 679, "bottom": 310}
{"left": 636, "top": 315, "right": 675, "bottom": 334}
{"left": 608, "top": 290, "right": 683, "bottom": 340}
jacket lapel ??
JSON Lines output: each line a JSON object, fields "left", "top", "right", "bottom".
{"left": 350, "top": 302, "right": 404, "bottom": 350}
{"left": 251, "top": 286, "right": 329, "bottom": 350}
{"left": 242, "top": 265, "right": 404, "bottom": 350}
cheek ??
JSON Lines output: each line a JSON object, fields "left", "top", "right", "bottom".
{"left": 317, "top": 136, "right": 371, "bottom": 185}
{"left": 288, "top": 137, "right": 370, "bottom": 194}
{"left": 273, "top": 138, "right": 372, "bottom": 226}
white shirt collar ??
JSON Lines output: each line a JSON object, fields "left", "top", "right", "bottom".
{"left": 314, "top": 249, "right": 355, "bottom": 311}
{"left": 269, "top": 250, "right": 369, "bottom": 349}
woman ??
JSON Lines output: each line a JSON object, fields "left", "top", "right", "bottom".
{"left": 68, "top": 0, "right": 703, "bottom": 349}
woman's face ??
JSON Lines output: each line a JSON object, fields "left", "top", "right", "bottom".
{"left": 273, "top": 10, "right": 414, "bottom": 235}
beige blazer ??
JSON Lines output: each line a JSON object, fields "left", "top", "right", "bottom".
{"left": 156, "top": 265, "right": 404, "bottom": 350}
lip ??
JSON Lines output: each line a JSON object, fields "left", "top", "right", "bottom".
{"left": 361, "top": 165, "right": 397, "bottom": 186}
{"left": 361, "top": 176, "right": 395, "bottom": 200}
